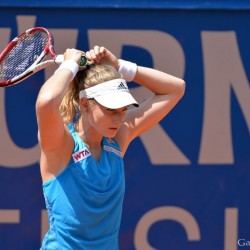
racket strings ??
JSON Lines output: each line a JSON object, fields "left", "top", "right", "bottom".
{"left": 0, "top": 32, "right": 48, "bottom": 81}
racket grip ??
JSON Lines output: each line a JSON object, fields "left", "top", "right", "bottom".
{"left": 54, "top": 55, "right": 94, "bottom": 69}
{"left": 54, "top": 54, "right": 64, "bottom": 64}
{"left": 54, "top": 55, "right": 88, "bottom": 66}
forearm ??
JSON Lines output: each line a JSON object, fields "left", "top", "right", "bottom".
{"left": 134, "top": 66, "right": 186, "bottom": 97}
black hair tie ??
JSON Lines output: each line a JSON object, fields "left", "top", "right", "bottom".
{"left": 86, "top": 64, "right": 95, "bottom": 70}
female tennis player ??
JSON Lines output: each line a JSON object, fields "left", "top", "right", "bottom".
{"left": 36, "top": 46, "right": 185, "bottom": 249}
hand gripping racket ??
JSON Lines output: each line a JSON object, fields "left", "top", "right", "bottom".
{"left": 0, "top": 27, "right": 88, "bottom": 87}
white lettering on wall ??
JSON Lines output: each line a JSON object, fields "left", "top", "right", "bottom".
{"left": 134, "top": 207, "right": 238, "bottom": 250}
{"left": 0, "top": 209, "right": 20, "bottom": 223}
{"left": 0, "top": 207, "right": 238, "bottom": 249}
{"left": 199, "top": 31, "right": 250, "bottom": 164}
{"left": 224, "top": 208, "right": 238, "bottom": 250}
{"left": 134, "top": 206, "right": 200, "bottom": 249}
{"left": 1, "top": 23, "right": 249, "bottom": 167}
{"left": 0, "top": 28, "right": 11, "bottom": 51}
{"left": 41, "top": 210, "right": 49, "bottom": 244}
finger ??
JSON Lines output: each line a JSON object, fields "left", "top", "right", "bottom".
{"left": 64, "top": 48, "right": 80, "bottom": 61}
{"left": 85, "top": 51, "right": 91, "bottom": 60}
{"left": 89, "top": 49, "right": 98, "bottom": 62}
{"left": 99, "top": 46, "right": 107, "bottom": 57}
{"left": 94, "top": 45, "right": 102, "bottom": 61}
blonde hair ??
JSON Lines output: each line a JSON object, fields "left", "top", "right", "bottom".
{"left": 60, "top": 64, "right": 122, "bottom": 125}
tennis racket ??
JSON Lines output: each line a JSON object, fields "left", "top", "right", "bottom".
{"left": 0, "top": 27, "right": 88, "bottom": 87}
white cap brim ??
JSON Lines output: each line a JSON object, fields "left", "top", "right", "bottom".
{"left": 94, "top": 91, "right": 139, "bottom": 109}
{"left": 79, "top": 78, "right": 139, "bottom": 109}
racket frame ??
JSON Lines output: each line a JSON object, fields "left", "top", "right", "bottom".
{"left": 0, "top": 27, "right": 60, "bottom": 87}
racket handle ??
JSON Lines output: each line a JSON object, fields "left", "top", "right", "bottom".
{"left": 54, "top": 55, "right": 88, "bottom": 66}
{"left": 54, "top": 55, "right": 94, "bottom": 69}
{"left": 54, "top": 54, "right": 64, "bottom": 64}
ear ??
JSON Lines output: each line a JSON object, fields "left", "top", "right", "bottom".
{"left": 80, "top": 97, "right": 88, "bottom": 112}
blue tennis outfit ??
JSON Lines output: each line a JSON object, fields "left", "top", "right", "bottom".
{"left": 41, "top": 124, "right": 125, "bottom": 250}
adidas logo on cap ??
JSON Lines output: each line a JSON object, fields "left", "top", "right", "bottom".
{"left": 117, "top": 82, "right": 127, "bottom": 90}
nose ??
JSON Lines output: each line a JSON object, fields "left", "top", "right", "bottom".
{"left": 113, "top": 112, "right": 123, "bottom": 124}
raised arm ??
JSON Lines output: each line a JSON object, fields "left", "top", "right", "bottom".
{"left": 125, "top": 65, "right": 185, "bottom": 137}
{"left": 36, "top": 49, "right": 82, "bottom": 180}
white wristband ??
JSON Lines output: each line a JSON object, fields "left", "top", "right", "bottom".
{"left": 118, "top": 59, "right": 137, "bottom": 82}
{"left": 54, "top": 60, "right": 79, "bottom": 80}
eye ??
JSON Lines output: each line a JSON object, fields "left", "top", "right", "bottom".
{"left": 106, "top": 106, "right": 128, "bottom": 113}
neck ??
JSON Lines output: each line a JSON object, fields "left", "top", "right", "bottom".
{"left": 77, "top": 120, "right": 103, "bottom": 162}
{"left": 77, "top": 118, "right": 103, "bottom": 149}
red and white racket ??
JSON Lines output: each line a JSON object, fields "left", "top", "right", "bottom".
{"left": 0, "top": 27, "right": 88, "bottom": 87}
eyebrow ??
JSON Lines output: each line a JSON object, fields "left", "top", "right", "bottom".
{"left": 107, "top": 106, "right": 129, "bottom": 111}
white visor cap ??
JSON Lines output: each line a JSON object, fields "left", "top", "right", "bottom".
{"left": 79, "top": 79, "right": 139, "bottom": 109}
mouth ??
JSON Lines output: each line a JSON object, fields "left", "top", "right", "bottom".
{"left": 109, "top": 127, "right": 118, "bottom": 130}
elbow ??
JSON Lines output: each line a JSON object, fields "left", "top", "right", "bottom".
{"left": 176, "top": 79, "right": 186, "bottom": 99}
{"left": 181, "top": 79, "right": 186, "bottom": 96}
{"left": 36, "top": 92, "right": 57, "bottom": 114}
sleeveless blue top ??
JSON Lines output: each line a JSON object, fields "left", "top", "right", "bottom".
{"left": 41, "top": 124, "right": 125, "bottom": 250}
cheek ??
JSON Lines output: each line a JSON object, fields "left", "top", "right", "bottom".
{"left": 118, "top": 112, "right": 127, "bottom": 123}
{"left": 122, "top": 112, "right": 127, "bottom": 120}
{"left": 88, "top": 109, "right": 107, "bottom": 125}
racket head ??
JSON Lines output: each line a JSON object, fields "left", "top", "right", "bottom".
{"left": 0, "top": 27, "right": 56, "bottom": 87}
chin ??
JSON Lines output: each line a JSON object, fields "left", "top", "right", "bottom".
{"left": 106, "top": 130, "right": 118, "bottom": 137}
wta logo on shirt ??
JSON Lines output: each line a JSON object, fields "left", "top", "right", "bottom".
{"left": 72, "top": 147, "right": 91, "bottom": 163}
